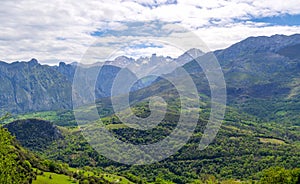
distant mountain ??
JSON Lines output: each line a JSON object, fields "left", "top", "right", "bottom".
{"left": 178, "top": 34, "right": 300, "bottom": 93}
{"left": 0, "top": 59, "right": 124, "bottom": 114}
{"left": 105, "top": 56, "right": 135, "bottom": 67}
{"left": 214, "top": 34, "right": 300, "bottom": 96}
{"left": 216, "top": 34, "right": 300, "bottom": 62}
{"left": 175, "top": 48, "right": 205, "bottom": 65}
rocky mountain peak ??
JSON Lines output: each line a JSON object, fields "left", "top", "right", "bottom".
{"left": 175, "top": 48, "right": 205, "bottom": 65}
{"left": 28, "top": 58, "right": 39, "bottom": 66}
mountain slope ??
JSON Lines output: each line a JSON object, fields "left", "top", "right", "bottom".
{"left": 180, "top": 34, "right": 300, "bottom": 123}
{"left": 0, "top": 60, "right": 126, "bottom": 114}
{"left": 0, "top": 127, "right": 36, "bottom": 184}
{"left": 218, "top": 34, "right": 300, "bottom": 123}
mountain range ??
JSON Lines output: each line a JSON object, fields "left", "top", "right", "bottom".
{"left": 0, "top": 34, "right": 300, "bottom": 120}
{"left": 0, "top": 48, "right": 205, "bottom": 114}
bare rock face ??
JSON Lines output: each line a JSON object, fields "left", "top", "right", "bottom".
{"left": 0, "top": 59, "right": 72, "bottom": 114}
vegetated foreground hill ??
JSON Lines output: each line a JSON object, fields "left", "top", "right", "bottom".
{"left": 0, "top": 127, "right": 36, "bottom": 184}
{"left": 0, "top": 122, "right": 140, "bottom": 184}
{"left": 3, "top": 119, "right": 63, "bottom": 151}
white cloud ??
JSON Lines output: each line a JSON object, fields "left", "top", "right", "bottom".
{"left": 0, "top": 0, "right": 299, "bottom": 64}
{"left": 194, "top": 23, "right": 300, "bottom": 51}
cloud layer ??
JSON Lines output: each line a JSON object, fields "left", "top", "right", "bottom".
{"left": 0, "top": 0, "right": 300, "bottom": 64}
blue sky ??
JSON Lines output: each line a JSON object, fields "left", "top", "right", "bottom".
{"left": 252, "top": 14, "right": 300, "bottom": 26}
{"left": 0, "top": 0, "right": 299, "bottom": 64}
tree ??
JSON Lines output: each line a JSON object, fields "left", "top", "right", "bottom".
{"left": 0, "top": 112, "right": 11, "bottom": 122}
{"left": 260, "top": 167, "right": 300, "bottom": 184}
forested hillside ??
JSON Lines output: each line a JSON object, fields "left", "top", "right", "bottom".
{"left": 0, "top": 127, "right": 35, "bottom": 184}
